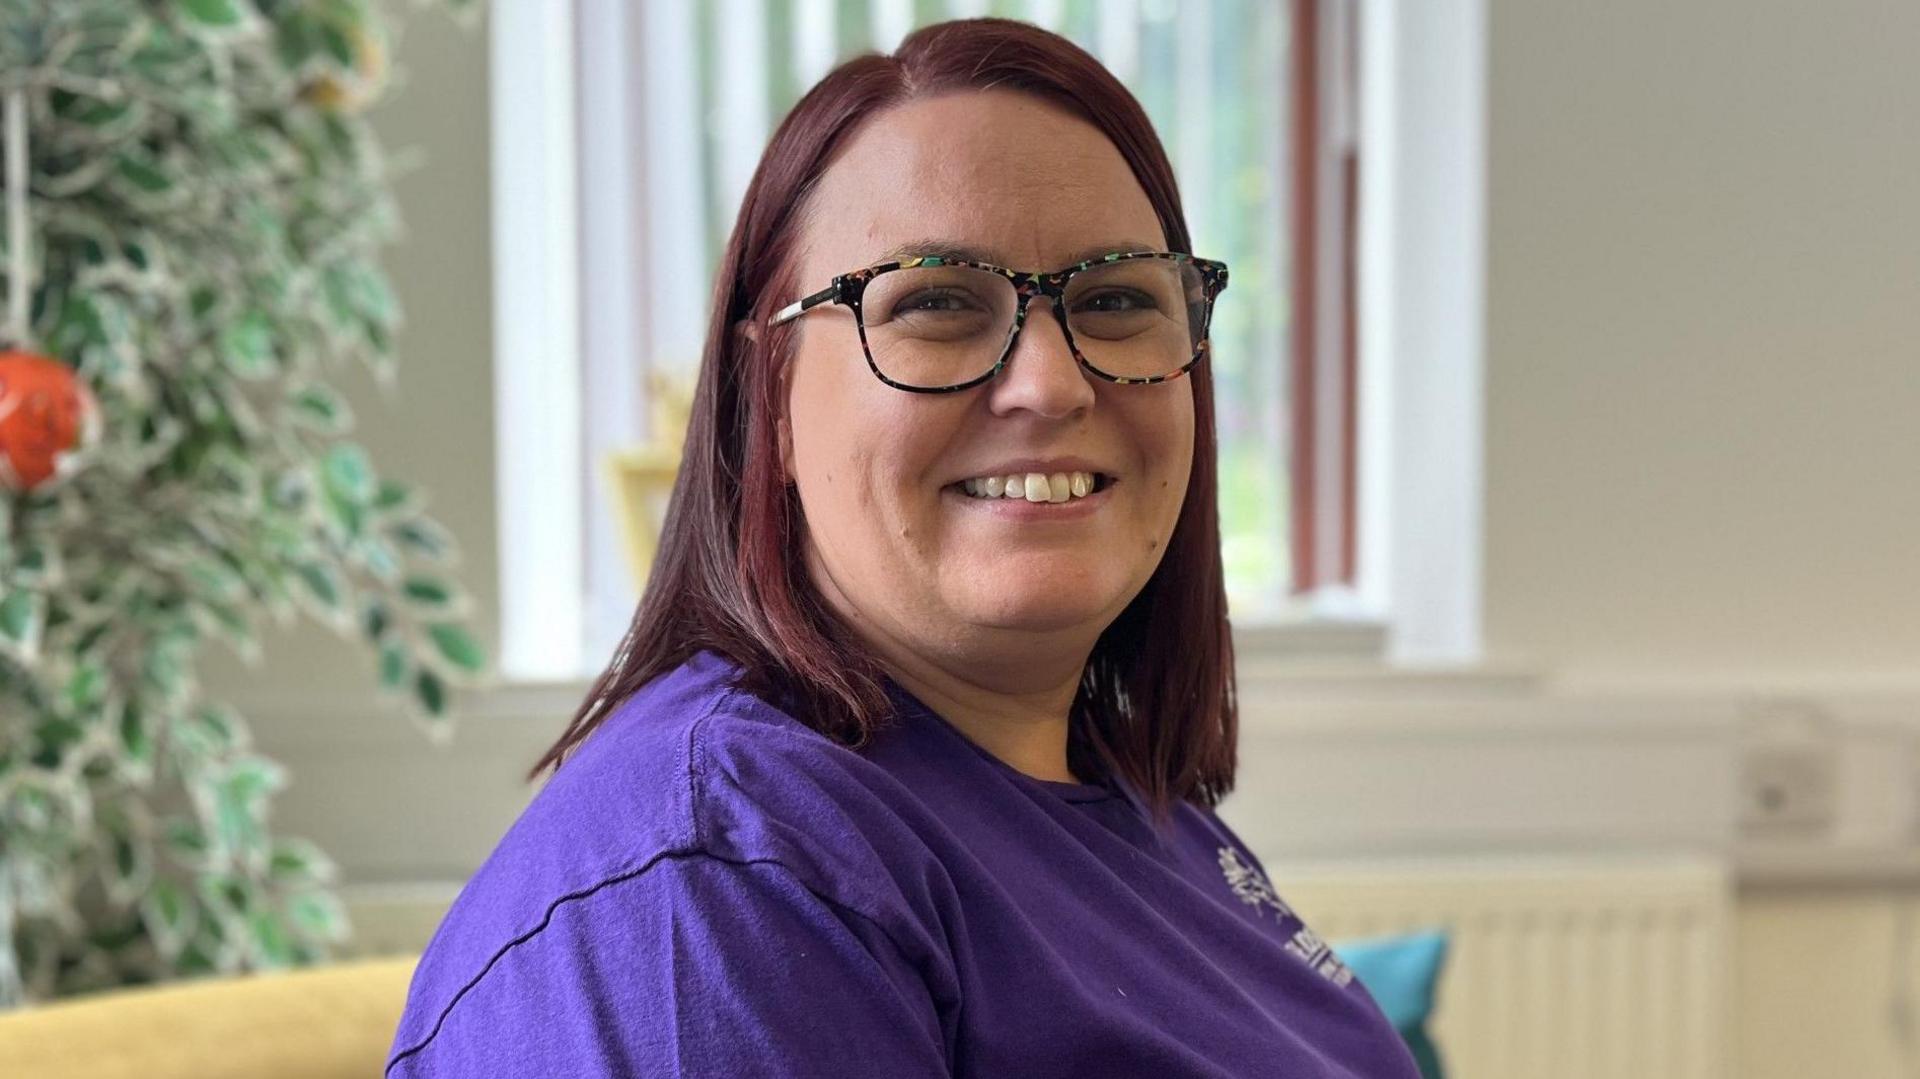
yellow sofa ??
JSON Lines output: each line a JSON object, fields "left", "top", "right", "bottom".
{"left": 0, "top": 955, "right": 418, "bottom": 1079}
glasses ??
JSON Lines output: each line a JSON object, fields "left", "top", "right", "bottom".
{"left": 769, "top": 251, "right": 1229, "bottom": 393}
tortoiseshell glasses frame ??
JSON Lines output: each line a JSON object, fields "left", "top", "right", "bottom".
{"left": 768, "top": 250, "right": 1230, "bottom": 394}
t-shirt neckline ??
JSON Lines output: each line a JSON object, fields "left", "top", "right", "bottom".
{"left": 881, "top": 677, "right": 1120, "bottom": 804}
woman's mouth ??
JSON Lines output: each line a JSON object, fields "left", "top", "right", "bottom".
{"left": 948, "top": 470, "right": 1111, "bottom": 503}
{"left": 942, "top": 471, "right": 1115, "bottom": 519}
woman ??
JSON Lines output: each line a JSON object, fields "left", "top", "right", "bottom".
{"left": 388, "top": 17, "right": 1419, "bottom": 1079}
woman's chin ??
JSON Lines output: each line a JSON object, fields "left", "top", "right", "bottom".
{"left": 951, "top": 583, "right": 1129, "bottom": 635}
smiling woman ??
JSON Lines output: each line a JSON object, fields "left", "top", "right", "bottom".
{"left": 386, "top": 16, "right": 1420, "bottom": 1079}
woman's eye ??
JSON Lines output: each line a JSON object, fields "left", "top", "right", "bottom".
{"left": 1077, "top": 289, "right": 1154, "bottom": 313}
{"left": 901, "top": 291, "right": 974, "bottom": 313}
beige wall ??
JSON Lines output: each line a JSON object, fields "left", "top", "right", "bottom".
{"left": 1737, "top": 890, "right": 1920, "bottom": 1079}
{"left": 1483, "top": 0, "right": 1920, "bottom": 684}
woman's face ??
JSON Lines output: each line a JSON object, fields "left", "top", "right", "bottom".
{"left": 780, "top": 89, "right": 1194, "bottom": 664}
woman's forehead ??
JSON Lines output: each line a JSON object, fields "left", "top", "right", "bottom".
{"left": 801, "top": 90, "right": 1165, "bottom": 272}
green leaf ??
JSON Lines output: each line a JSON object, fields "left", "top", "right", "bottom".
{"left": 289, "top": 382, "right": 353, "bottom": 433}
{"left": 221, "top": 309, "right": 276, "bottom": 379}
{"left": 426, "top": 623, "right": 485, "bottom": 673}
{"left": 373, "top": 478, "right": 413, "bottom": 511}
{"left": 323, "top": 487, "right": 366, "bottom": 541}
{"left": 65, "top": 659, "right": 109, "bottom": 711}
{"left": 142, "top": 638, "right": 189, "bottom": 702}
{"left": 341, "top": 262, "right": 397, "bottom": 324}
{"left": 362, "top": 598, "right": 391, "bottom": 641}
{"left": 0, "top": 588, "right": 45, "bottom": 650}
{"left": 360, "top": 595, "right": 389, "bottom": 637}
{"left": 86, "top": 910, "right": 147, "bottom": 953}
{"left": 250, "top": 910, "right": 297, "bottom": 967}
{"left": 93, "top": 294, "right": 136, "bottom": 345}
{"left": 201, "top": 600, "right": 259, "bottom": 662}
{"left": 75, "top": 99, "right": 134, "bottom": 127}
{"left": 361, "top": 535, "right": 400, "bottom": 582}
{"left": 50, "top": 294, "right": 104, "bottom": 354}
{"left": 378, "top": 641, "right": 409, "bottom": 689}
{"left": 186, "top": 558, "right": 247, "bottom": 602}
{"left": 174, "top": 703, "right": 249, "bottom": 764}
{"left": 286, "top": 890, "right": 350, "bottom": 943}
{"left": 100, "top": 806, "right": 153, "bottom": 902}
{"left": 31, "top": 716, "right": 86, "bottom": 768}
{"left": 140, "top": 879, "right": 197, "bottom": 960}
{"left": 275, "top": 13, "right": 316, "bottom": 68}
{"left": 115, "top": 152, "right": 172, "bottom": 193}
{"left": 317, "top": 21, "right": 355, "bottom": 68}
{"left": 414, "top": 669, "right": 446, "bottom": 716}
{"left": 401, "top": 576, "right": 453, "bottom": 608}
{"left": 295, "top": 562, "right": 343, "bottom": 609}
{"left": 9, "top": 780, "right": 62, "bottom": 832}
{"left": 268, "top": 838, "right": 337, "bottom": 886}
{"left": 225, "top": 753, "right": 287, "bottom": 806}
{"left": 387, "top": 517, "right": 454, "bottom": 560}
{"left": 177, "top": 0, "right": 243, "bottom": 27}
{"left": 198, "top": 872, "right": 257, "bottom": 920}
{"left": 13, "top": 539, "right": 56, "bottom": 583}
{"left": 176, "top": 934, "right": 218, "bottom": 976}
{"left": 321, "top": 443, "right": 376, "bottom": 505}
{"left": 270, "top": 467, "right": 313, "bottom": 511}
{"left": 212, "top": 784, "right": 264, "bottom": 863}
{"left": 120, "top": 700, "right": 153, "bottom": 768}
{"left": 164, "top": 819, "right": 209, "bottom": 861}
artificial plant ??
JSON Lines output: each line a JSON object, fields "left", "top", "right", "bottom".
{"left": 0, "top": 0, "right": 485, "bottom": 1006}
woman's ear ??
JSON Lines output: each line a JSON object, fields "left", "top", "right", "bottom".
{"left": 774, "top": 354, "right": 797, "bottom": 486}
{"left": 736, "top": 317, "right": 797, "bottom": 485}
{"left": 776, "top": 411, "right": 795, "bottom": 486}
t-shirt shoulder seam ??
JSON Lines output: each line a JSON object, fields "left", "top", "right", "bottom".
{"left": 382, "top": 849, "right": 925, "bottom": 1076}
{"left": 684, "top": 681, "right": 753, "bottom": 851}
{"left": 387, "top": 679, "right": 740, "bottom": 1076}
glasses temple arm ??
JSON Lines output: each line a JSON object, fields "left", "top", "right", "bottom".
{"left": 771, "top": 283, "right": 840, "bottom": 325}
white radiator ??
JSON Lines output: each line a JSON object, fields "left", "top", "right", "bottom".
{"left": 1270, "top": 853, "right": 1734, "bottom": 1079}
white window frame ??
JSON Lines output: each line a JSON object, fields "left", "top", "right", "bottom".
{"left": 491, "top": 0, "right": 584, "bottom": 682}
{"left": 488, "top": 0, "right": 1489, "bottom": 686}
{"left": 1354, "top": 0, "right": 1487, "bottom": 666}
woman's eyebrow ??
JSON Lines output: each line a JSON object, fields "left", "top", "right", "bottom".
{"left": 871, "top": 239, "right": 1159, "bottom": 267}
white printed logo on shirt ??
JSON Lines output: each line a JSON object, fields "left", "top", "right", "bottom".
{"left": 1216, "top": 845, "right": 1355, "bottom": 989}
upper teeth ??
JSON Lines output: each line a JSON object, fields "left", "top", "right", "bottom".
{"left": 959, "top": 471, "right": 1099, "bottom": 503}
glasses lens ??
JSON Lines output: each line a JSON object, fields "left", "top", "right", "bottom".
{"left": 860, "top": 265, "right": 1018, "bottom": 389}
{"left": 856, "top": 258, "right": 1213, "bottom": 389}
{"left": 1062, "top": 258, "right": 1208, "bottom": 380}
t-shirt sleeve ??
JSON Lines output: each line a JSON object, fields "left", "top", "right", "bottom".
{"left": 385, "top": 852, "right": 951, "bottom": 1078}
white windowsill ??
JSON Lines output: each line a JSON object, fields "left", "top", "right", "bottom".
{"left": 452, "top": 615, "right": 1541, "bottom": 721}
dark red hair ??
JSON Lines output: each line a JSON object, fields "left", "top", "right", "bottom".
{"left": 527, "top": 17, "right": 1237, "bottom": 828}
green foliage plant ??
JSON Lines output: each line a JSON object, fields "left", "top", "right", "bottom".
{"left": 0, "top": 0, "right": 484, "bottom": 1006}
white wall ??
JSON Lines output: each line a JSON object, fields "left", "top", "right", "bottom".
{"left": 1482, "top": 0, "right": 1920, "bottom": 686}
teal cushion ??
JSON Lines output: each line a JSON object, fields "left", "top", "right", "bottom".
{"left": 1332, "top": 928, "right": 1450, "bottom": 1079}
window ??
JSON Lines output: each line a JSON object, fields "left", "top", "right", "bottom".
{"left": 493, "top": 0, "right": 1397, "bottom": 682}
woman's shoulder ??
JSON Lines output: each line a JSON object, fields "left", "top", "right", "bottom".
{"left": 562, "top": 649, "right": 931, "bottom": 872}
{"left": 410, "top": 650, "right": 940, "bottom": 987}
{"left": 389, "top": 649, "right": 970, "bottom": 1074}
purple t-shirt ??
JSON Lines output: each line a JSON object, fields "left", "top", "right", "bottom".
{"left": 386, "top": 650, "right": 1420, "bottom": 1077}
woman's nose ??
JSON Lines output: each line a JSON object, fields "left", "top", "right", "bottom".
{"left": 986, "top": 297, "right": 1096, "bottom": 418}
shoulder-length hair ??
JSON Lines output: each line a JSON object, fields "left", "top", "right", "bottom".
{"left": 528, "top": 16, "right": 1237, "bottom": 828}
